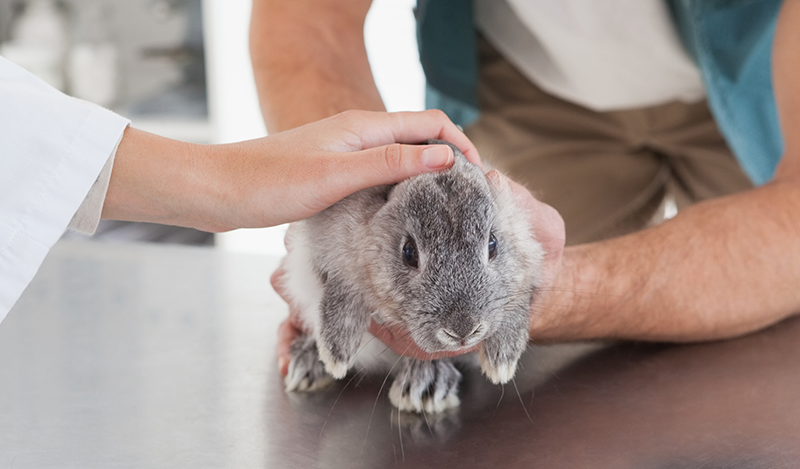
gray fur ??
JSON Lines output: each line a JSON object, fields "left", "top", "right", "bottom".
{"left": 285, "top": 333, "right": 336, "bottom": 392}
{"left": 389, "top": 358, "right": 462, "bottom": 413}
{"left": 282, "top": 140, "right": 544, "bottom": 412}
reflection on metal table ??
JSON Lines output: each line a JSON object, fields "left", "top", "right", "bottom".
{"left": 2, "top": 240, "right": 800, "bottom": 468}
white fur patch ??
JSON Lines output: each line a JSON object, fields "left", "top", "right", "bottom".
{"left": 315, "top": 341, "right": 348, "bottom": 379}
{"left": 281, "top": 225, "right": 324, "bottom": 333}
{"left": 389, "top": 383, "right": 461, "bottom": 414}
{"left": 479, "top": 349, "right": 517, "bottom": 384}
{"left": 284, "top": 370, "right": 335, "bottom": 392}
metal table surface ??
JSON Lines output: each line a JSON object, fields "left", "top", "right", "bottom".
{"left": 2, "top": 240, "right": 800, "bottom": 468}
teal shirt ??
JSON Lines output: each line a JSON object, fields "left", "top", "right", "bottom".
{"left": 417, "top": 0, "right": 785, "bottom": 185}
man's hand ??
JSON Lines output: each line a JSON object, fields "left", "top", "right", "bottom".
{"left": 267, "top": 0, "right": 800, "bottom": 357}
{"left": 520, "top": 0, "right": 800, "bottom": 344}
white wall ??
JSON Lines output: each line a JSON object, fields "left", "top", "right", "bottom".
{"left": 205, "top": 0, "right": 425, "bottom": 256}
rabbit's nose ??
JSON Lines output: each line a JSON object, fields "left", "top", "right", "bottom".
{"left": 439, "top": 322, "right": 484, "bottom": 346}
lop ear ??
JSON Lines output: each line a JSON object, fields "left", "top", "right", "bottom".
{"left": 315, "top": 273, "right": 371, "bottom": 379}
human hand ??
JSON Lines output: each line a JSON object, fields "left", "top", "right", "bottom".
{"left": 104, "top": 110, "right": 479, "bottom": 233}
{"left": 485, "top": 170, "right": 566, "bottom": 294}
{"left": 214, "top": 109, "right": 480, "bottom": 231}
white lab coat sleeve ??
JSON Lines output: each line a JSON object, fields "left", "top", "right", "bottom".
{"left": 67, "top": 141, "right": 117, "bottom": 234}
{"left": 0, "top": 56, "right": 130, "bottom": 322}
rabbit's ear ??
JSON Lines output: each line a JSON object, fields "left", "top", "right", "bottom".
{"left": 315, "top": 273, "right": 371, "bottom": 379}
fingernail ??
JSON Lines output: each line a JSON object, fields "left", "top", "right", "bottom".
{"left": 421, "top": 145, "right": 453, "bottom": 169}
{"left": 370, "top": 312, "right": 385, "bottom": 325}
{"left": 485, "top": 169, "right": 502, "bottom": 181}
{"left": 278, "top": 356, "right": 289, "bottom": 375}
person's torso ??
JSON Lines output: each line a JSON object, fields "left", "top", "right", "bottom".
{"left": 474, "top": 0, "right": 705, "bottom": 111}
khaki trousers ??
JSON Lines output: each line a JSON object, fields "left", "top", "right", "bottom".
{"left": 465, "top": 38, "right": 753, "bottom": 245}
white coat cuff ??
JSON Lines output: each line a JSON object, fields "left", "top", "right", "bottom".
{"left": 67, "top": 140, "right": 119, "bottom": 235}
{"left": 0, "top": 55, "right": 131, "bottom": 321}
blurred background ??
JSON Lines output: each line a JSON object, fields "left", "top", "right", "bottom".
{"left": 0, "top": 0, "right": 425, "bottom": 256}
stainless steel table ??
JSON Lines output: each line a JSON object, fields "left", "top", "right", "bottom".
{"left": 2, "top": 240, "right": 800, "bottom": 468}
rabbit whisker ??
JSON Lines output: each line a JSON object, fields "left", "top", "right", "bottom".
{"left": 321, "top": 364, "right": 371, "bottom": 438}
{"left": 512, "top": 377, "right": 533, "bottom": 423}
{"left": 421, "top": 407, "right": 433, "bottom": 436}
{"left": 398, "top": 406, "right": 405, "bottom": 462}
{"left": 496, "top": 382, "right": 505, "bottom": 412}
{"left": 362, "top": 341, "right": 413, "bottom": 454}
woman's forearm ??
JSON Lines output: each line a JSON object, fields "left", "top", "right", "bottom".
{"left": 102, "top": 111, "right": 476, "bottom": 233}
{"left": 101, "top": 127, "right": 232, "bottom": 232}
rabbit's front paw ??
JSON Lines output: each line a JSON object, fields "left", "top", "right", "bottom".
{"left": 285, "top": 334, "right": 336, "bottom": 392}
{"left": 316, "top": 275, "right": 370, "bottom": 379}
{"left": 478, "top": 329, "right": 527, "bottom": 384}
{"left": 478, "top": 350, "right": 519, "bottom": 384}
{"left": 389, "top": 358, "right": 461, "bottom": 413}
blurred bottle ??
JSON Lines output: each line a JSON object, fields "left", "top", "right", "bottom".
{"left": 0, "top": 0, "right": 69, "bottom": 90}
{"left": 67, "top": 0, "right": 118, "bottom": 107}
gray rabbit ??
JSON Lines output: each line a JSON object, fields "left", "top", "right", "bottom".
{"left": 279, "top": 140, "right": 544, "bottom": 413}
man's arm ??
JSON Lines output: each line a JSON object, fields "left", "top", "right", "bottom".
{"left": 530, "top": 0, "right": 800, "bottom": 343}
{"left": 249, "top": 0, "right": 384, "bottom": 132}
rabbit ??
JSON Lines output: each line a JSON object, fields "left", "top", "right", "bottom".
{"left": 278, "top": 140, "right": 544, "bottom": 414}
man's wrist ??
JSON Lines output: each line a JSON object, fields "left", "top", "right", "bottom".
{"left": 528, "top": 244, "right": 616, "bottom": 342}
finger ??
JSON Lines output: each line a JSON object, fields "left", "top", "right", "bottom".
{"left": 368, "top": 321, "right": 433, "bottom": 360}
{"left": 486, "top": 170, "right": 566, "bottom": 281}
{"left": 283, "top": 223, "right": 298, "bottom": 251}
{"left": 486, "top": 170, "right": 551, "bottom": 226}
{"left": 342, "top": 110, "right": 482, "bottom": 167}
{"left": 270, "top": 265, "right": 289, "bottom": 302}
{"left": 330, "top": 142, "right": 454, "bottom": 195}
{"left": 368, "top": 319, "right": 398, "bottom": 349}
{"left": 504, "top": 176, "right": 566, "bottom": 249}
{"left": 485, "top": 170, "right": 533, "bottom": 211}
{"left": 369, "top": 320, "right": 478, "bottom": 360}
{"left": 394, "top": 110, "right": 482, "bottom": 167}
{"left": 276, "top": 319, "right": 299, "bottom": 376}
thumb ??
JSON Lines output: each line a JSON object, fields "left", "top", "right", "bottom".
{"left": 341, "top": 143, "right": 454, "bottom": 191}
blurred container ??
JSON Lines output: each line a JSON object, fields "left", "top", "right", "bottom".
{"left": 67, "top": 0, "right": 117, "bottom": 107}
{"left": 0, "top": 0, "right": 69, "bottom": 90}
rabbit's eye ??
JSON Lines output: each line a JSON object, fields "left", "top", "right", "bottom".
{"left": 402, "top": 239, "right": 419, "bottom": 268}
{"left": 488, "top": 233, "right": 498, "bottom": 260}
